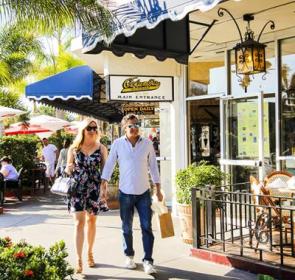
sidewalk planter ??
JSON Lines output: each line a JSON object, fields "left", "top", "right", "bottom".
{"left": 177, "top": 203, "right": 193, "bottom": 244}
{"left": 176, "top": 161, "right": 227, "bottom": 244}
{"left": 0, "top": 237, "right": 74, "bottom": 279}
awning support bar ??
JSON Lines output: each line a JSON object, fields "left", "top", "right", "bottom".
{"left": 190, "top": 19, "right": 217, "bottom": 55}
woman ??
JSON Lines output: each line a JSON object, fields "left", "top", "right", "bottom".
{"left": 55, "top": 139, "right": 71, "bottom": 176}
{"left": 0, "top": 156, "right": 19, "bottom": 181}
{"left": 65, "top": 118, "right": 108, "bottom": 274}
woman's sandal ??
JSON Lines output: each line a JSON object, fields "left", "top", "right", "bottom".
{"left": 88, "top": 252, "right": 95, "bottom": 267}
{"left": 76, "top": 259, "right": 83, "bottom": 274}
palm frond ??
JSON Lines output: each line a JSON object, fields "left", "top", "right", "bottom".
{"left": 0, "top": 0, "right": 114, "bottom": 38}
{"left": 0, "top": 61, "right": 10, "bottom": 85}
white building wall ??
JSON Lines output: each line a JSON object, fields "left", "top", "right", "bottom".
{"left": 71, "top": 51, "right": 187, "bottom": 211}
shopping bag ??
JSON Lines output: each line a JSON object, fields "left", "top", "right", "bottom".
{"left": 51, "top": 176, "right": 76, "bottom": 196}
{"left": 151, "top": 192, "right": 174, "bottom": 238}
{"left": 157, "top": 211, "right": 175, "bottom": 238}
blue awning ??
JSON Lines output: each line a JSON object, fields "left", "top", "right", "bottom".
{"left": 25, "top": 66, "right": 124, "bottom": 122}
{"left": 26, "top": 66, "right": 93, "bottom": 100}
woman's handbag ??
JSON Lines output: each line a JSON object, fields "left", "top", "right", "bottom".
{"left": 51, "top": 175, "right": 76, "bottom": 196}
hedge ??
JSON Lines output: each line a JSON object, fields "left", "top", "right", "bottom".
{"left": 0, "top": 135, "right": 39, "bottom": 171}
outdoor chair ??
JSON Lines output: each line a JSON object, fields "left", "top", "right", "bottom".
{"left": 249, "top": 175, "right": 295, "bottom": 251}
{"left": 31, "top": 163, "right": 47, "bottom": 193}
{"left": 2, "top": 168, "right": 24, "bottom": 202}
{"left": 264, "top": 171, "right": 293, "bottom": 198}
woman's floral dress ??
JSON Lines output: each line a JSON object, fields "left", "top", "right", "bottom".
{"left": 68, "top": 148, "right": 102, "bottom": 215}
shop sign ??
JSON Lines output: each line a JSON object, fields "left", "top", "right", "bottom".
{"left": 107, "top": 75, "right": 174, "bottom": 102}
{"left": 122, "top": 104, "right": 155, "bottom": 115}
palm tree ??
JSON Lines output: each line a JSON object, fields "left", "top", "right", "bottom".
{"left": 0, "top": 25, "right": 43, "bottom": 109}
{"left": 34, "top": 27, "right": 85, "bottom": 79}
{"left": 31, "top": 27, "right": 86, "bottom": 117}
{"left": 0, "top": 0, "right": 113, "bottom": 38}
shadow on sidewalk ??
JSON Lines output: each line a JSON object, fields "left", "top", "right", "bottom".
{"left": 81, "top": 263, "right": 248, "bottom": 280}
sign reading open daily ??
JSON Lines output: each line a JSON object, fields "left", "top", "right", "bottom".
{"left": 108, "top": 75, "right": 174, "bottom": 102}
{"left": 122, "top": 104, "right": 155, "bottom": 115}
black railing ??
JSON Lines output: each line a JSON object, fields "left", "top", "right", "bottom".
{"left": 192, "top": 186, "right": 295, "bottom": 267}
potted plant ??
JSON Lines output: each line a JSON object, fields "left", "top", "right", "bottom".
{"left": 107, "top": 164, "right": 120, "bottom": 209}
{"left": 175, "top": 161, "right": 227, "bottom": 244}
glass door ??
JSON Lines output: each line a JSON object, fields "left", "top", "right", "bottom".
{"left": 220, "top": 94, "right": 266, "bottom": 188}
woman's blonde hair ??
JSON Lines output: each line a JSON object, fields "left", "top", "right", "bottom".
{"left": 71, "top": 118, "right": 100, "bottom": 150}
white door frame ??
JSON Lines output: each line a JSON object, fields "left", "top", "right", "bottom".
{"left": 220, "top": 92, "right": 265, "bottom": 182}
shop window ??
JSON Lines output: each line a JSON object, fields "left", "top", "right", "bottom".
{"left": 188, "top": 55, "right": 226, "bottom": 97}
{"left": 230, "top": 42, "right": 275, "bottom": 96}
{"left": 280, "top": 37, "right": 295, "bottom": 174}
{"left": 188, "top": 99, "right": 220, "bottom": 164}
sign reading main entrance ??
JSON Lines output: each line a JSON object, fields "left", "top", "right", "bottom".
{"left": 107, "top": 75, "right": 174, "bottom": 101}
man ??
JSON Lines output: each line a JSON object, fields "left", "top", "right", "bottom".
{"left": 101, "top": 114, "right": 163, "bottom": 275}
{"left": 42, "top": 138, "right": 57, "bottom": 186}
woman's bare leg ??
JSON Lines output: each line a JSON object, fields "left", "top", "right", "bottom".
{"left": 86, "top": 212, "right": 97, "bottom": 256}
{"left": 73, "top": 212, "right": 86, "bottom": 262}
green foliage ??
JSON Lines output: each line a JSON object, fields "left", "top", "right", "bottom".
{"left": 257, "top": 275, "right": 274, "bottom": 280}
{"left": 0, "top": 135, "right": 39, "bottom": 170}
{"left": 0, "top": 91, "right": 25, "bottom": 110}
{"left": 110, "top": 164, "right": 120, "bottom": 185}
{"left": 0, "top": 237, "right": 74, "bottom": 280}
{"left": 175, "top": 161, "right": 227, "bottom": 205}
{"left": 0, "top": 24, "right": 42, "bottom": 109}
{"left": 100, "top": 135, "right": 110, "bottom": 147}
{"left": 0, "top": 0, "right": 114, "bottom": 38}
{"left": 35, "top": 105, "right": 56, "bottom": 117}
{"left": 48, "top": 131, "right": 74, "bottom": 150}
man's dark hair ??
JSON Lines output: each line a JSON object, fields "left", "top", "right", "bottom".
{"left": 121, "top": 114, "right": 139, "bottom": 129}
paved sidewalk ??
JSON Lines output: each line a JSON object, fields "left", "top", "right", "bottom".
{"left": 0, "top": 195, "right": 257, "bottom": 280}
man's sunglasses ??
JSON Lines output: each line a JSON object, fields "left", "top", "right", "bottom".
{"left": 127, "top": 124, "right": 140, "bottom": 129}
{"left": 86, "top": 126, "right": 98, "bottom": 132}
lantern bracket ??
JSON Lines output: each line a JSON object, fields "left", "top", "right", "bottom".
{"left": 218, "top": 8, "right": 243, "bottom": 43}
{"left": 257, "top": 20, "right": 275, "bottom": 42}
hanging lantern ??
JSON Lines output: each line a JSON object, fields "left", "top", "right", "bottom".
{"left": 218, "top": 9, "right": 275, "bottom": 76}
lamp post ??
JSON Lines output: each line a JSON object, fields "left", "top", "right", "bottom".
{"left": 218, "top": 8, "right": 275, "bottom": 76}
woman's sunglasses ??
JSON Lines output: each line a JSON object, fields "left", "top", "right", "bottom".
{"left": 86, "top": 126, "right": 98, "bottom": 132}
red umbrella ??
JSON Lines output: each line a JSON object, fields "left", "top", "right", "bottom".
{"left": 4, "top": 123, "right": 51, "bottom": 135}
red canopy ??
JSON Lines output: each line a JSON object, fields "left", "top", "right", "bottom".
{"left": 4, "top": 123, "right": 51, "bottom": 135}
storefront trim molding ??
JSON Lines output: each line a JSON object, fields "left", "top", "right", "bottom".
{"left": 186, "top": 93, "right": 224, "bottom": 101}
{"left": 219, "top": 159, "right": 262, "bottom": 167}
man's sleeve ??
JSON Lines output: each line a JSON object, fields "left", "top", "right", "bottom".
{"left": 148, "top": 141, "right": 160, "bottom": 184}
{"left": 101, "top": 141, "right": 118, "bottom": 182}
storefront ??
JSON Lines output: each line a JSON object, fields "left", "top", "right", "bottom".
{"left": 187, "top": 1, "right": 295, "bottom": 187}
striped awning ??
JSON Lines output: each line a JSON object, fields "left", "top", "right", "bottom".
{"left": 83, "top": 0, "right": 222, "bottom": 54}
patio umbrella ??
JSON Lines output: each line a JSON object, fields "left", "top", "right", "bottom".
{"left": 4, "top": 123, "right": 51, "bottom": 135}
{"left": 0, "top": 106, "right": 25, "bottom": 120}
{"left": 29, "top": 115, "right": 70, "bottom": 132}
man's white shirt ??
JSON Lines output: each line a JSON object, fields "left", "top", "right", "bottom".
{"left": 101, "top": 136, "right": 160, "bottom": 195}
{"left": 42, "top": 144, "right": 57, "bottom": 163}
